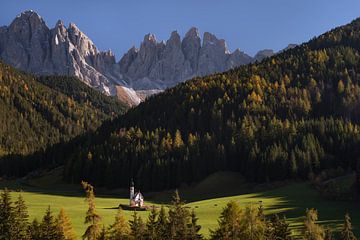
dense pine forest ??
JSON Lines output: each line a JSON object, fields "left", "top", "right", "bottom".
{"left": 0, "top": 62, "right": 126, "bottom": 158}
{"left": 0, "top": 186, "right": 358, "bottom": 240}
{"left": 2, "top": 18, "right": 360, "bottom": 193}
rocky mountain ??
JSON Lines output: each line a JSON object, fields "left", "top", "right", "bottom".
{"left": 0, "top": 10, "right": 281, "bottom": 106}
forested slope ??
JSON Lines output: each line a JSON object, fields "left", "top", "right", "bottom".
{"left": 0, "top": 62, "right": 126, "bottom": 157}
{"left": 4, "top": 18, "right": 360, "bottom": 191}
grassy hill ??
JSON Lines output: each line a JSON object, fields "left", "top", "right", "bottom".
{"left": 1, "top": 172, "right": 358, "bottom": 238}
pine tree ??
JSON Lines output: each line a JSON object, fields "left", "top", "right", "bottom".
{"left": 29, "top": 219, "right": 41, "bottom": 240}
{"left": 156, "top": 206, "right": 169, "bottom": 240}
{"left": 82, "top": 181, "right": 102, "bottom": 240}
{"left": 210, "top": 201, "right": 243, "bottom": 240}
{"left": 341, "top": 213, "right": 357, "bottom": 240}
{"left": 187, "top": 209, "right": 203, "bottom": 240}
{"left": 146, "top": 206, "right": 158, "bottom": 240}
{"left": 12, "top": 194, "right": 30, "bottom": 240}
{"left": 0, "top": 188, "right": 14, "bottom": 240}
{"left": 303, "top": 209, "right": 325, "bottom": 240}
{"left": 108, "top": 209, "right": 130, "bottom": 240}
{"left": 129, "top": 211, "right": 146, "bottom": 239}
{"left": 56, "top": 208, "right": 77, "bottom": 240}
{"left": 39, "top": 206, "right": 59, "bottom": 240}
{"left": 168, "top": 190, "right": 190, "bottom": 240}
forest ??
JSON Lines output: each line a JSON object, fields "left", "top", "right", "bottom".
{"left": 2, "top": 19, "right": 360, "bottom": 192}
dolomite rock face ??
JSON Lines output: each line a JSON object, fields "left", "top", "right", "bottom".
{"left": 0, "top": 10, "right": 280, "bottom": 106}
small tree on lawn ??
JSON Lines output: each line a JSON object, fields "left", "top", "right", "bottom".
{"left": 82, "top": 181, "right": 101, "bottom": 240}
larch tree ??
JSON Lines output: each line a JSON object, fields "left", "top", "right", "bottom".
{"left": 341, "top": 213, "right": 357, "bottom": 240}
{"left": 210, "top": 201, "right": 243, "bottom": 240}
{"left": 108, "top": 209, "right": 130, "bottom": 240}
{"left": 303, "top": 209, "right": 325, "bottom": 240}
{"left": 81, "top": 181, "right": 101, "bottom": 240}
{"left": 56, "top": 208, "right": 77, "bottom": 240}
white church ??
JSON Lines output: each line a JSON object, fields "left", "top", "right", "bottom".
{"left": 129, "top": 179, "right": 144, "bottom": 207}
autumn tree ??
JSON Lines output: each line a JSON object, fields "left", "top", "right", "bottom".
{"left": 56, "top": 208, "right": 77, "bottom": 240}
{"left": 108, "top": 209, "right": 130, "bottom": 240}
{"left": 341, "top": 213, "right": 357, "bottom": 240}
{"left": 82, "top": 181, "right": 101, "bottom": 240}
{"left": 303, "top": 209, "right": 324, "bottom": 240}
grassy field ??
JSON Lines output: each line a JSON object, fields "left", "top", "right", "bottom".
{"left": 0, "top": 170, "right": 359, "bottom": 238}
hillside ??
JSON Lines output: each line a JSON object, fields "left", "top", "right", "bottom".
{"left": 4, "top": 18, "right": 360, "bottom": 192}
{"left": 0, "top": 61, "right": 126, "bottom": 159}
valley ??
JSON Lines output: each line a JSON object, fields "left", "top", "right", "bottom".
{"left": 1, "top": 171, "right": 359, "bottom": 238}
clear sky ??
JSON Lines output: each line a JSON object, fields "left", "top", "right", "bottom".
{"left": 1, "top": 0, "right": 360, "bottom": 60}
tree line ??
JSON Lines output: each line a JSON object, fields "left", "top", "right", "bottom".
{"left": 0, "top": 184, "right": 358, "bottom": 240}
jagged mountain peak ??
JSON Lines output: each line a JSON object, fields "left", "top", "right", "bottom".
{"left": 185, "top": 27, "right": 200, "bottom": 38}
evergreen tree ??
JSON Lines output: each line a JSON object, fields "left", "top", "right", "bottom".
{"left": 108, "top": 209, "right": 130, "bottom": 240}
{"left": 82, "top": 181, "right": 102, "bottom": 240}
{"left": 187, "top": 209, "right": 203, "bottom": 240}
{"left": 341, "top": 213, "right": 357, "bottom": 240}
{"left": 266, "top": 214, "right": 292, "bottom": 240}
{"left": 356, "top": 160, "right": 360, "bottom": 194}
{"left": 56, "top": 208, "right": 77, "bottom": 240}
{"left": 12, "top": 194, "right": 30, "bottom": 240}
{"left": 29, "top": 219, "right": 41, "bottom": 240}
{"left": 303, "top": 209, "right": 325, "bottom": 240}
{"left": 168, "top": 190, "right": 190, "bottom": 240}
{"left": 0, "top": 188, "right": 14, "bottom": 240}
{"left": 39, "top": 206, "right": 59, "bottom": 240}
{"left": 146, "top": 207, "right": 158, "bottom": 240}
{"left": 210, "top": 201, "right": 243, "bottom": 240}
{"left": 156, "top": 206, "right": 169, "bottom": 240}
{"left": 129, "top": 211, "right": 146, "bottom": 239}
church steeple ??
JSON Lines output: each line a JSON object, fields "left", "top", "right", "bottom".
{"left": 130, "top": 178, "right": 135, "bottom": 205}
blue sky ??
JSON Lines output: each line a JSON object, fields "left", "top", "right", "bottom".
{"left": 1, "top": 0, "right": 360, "bottom": 60}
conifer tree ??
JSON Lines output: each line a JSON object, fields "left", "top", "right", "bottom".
{"left": 129, "top": 211, "right": 146, "bottom": 239}
{"left": 12, "top": 194, "right": 30, "bottom": 240}
{"left": 168, "top": 190, "right": 190, "bottom": 240}
{"left": 356, "top": 160, "right": 360, "bottom": 194}
{"left": 324, "top": 228, "right": 334, "bottom": 240}
{"left": 341, "top": 213, "right": 357, "bottom": 240}
{"left": 156, "top": 206, "right": 169, "bottom": 240}
{"left": 303, "top": 209, "right": 325, "bottom": 240}
{"left": 210, "top": 201, "right": 243, "bottom": 240}
{"left": 242, "top": 205, "right": 266, "bottom": 240}
{"left": 29, "top": 219, "right": 41, "bottom": 240}
{"left": 0, "top": 188, "right": 14, "bottom": 240}
{"left": 146, "top": 207, "right": 158, "bottom": 240}
{"left": 266, "top": 214, "right": 292, "bottom": 240}
{"left": 39, "top": 206, "right": 59, "bottom": 240}
{"left": 98, "top": 225, "right": 107, "bottom": 240}
{"left": 108, "top": 209, "right": 130, "bottom": 240}
{"left": 56, "top": 208, "right": 77, "bottom": 240}
{"left": 187, "top": 209, "right": 203, "bottom": 240}
{"left": 82, "top": 181, "right": 102, "bottom": 240}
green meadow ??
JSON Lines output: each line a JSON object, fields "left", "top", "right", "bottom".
{"left": 1, "top": 171, "right": 359, "bottom": 238}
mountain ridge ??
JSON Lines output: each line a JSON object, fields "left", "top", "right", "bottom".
{"left": 0, "top": 10, "right": 292, "bottom": 106}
